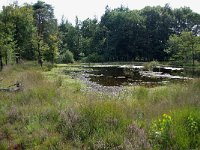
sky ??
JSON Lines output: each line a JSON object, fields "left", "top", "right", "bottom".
{"left": 0, "top": 0, "right": 200, "bottom": 24}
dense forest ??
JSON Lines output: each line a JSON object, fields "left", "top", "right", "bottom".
{"left": 0, "top": 1, "right": 200, "bottom": 70}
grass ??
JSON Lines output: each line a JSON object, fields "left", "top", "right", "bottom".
{"left": 0, "top": 62, "right": 199, "bottom": 149}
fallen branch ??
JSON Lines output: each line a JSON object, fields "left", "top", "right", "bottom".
{"left": 0, "top": 81, "right": 22, "bottom": 92}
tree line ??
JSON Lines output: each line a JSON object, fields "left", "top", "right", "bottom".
{"left": 1, "top": 1, "right": 200, "bottom": 70}
{"left": 59, "top": 4, "right": 200, "bottom": 64}
{"left": 0, "top": 1, "right": 58, "bottom": 70}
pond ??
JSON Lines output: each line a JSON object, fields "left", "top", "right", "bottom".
{"left": 65, "top": 64, "right": 198, "bottom": 94}
{"left": 81, "top": 65, "right": 192, "bottom": 86}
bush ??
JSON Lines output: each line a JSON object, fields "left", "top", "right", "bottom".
{"left": 171, "top": 108, "right": 200, "bottom": 149}
{"left": 58, "top": 101, "right": 132, "bottom": 149}
{"left": 144, "top": 61, "right": 160, "bottom": 71}
{"left": 59, "top": 50, "right": 74, "bottom": 64}
{"left": 81, "top": 53, "right": 103, "bottom": 63}
{"left": 149, "top": 113, "right": 172, "bottom": 149}
{"left": 149, "top": 108, "right": 200, "bottom": 149}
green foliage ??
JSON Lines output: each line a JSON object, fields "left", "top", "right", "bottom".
{"left": 58, "top": 50, "right": 74, "bottom": 63}
{"left": 144, "top": 61, "right": 160, "bottom": 71}
{"left": 1, "top": 63, "right": 200, "bottom": 149}
{"left": 0, "top": 0, "right": 60, "bottom": 66}
{"left": 149, "top": 114, "right": 172, "bottom": 149}
{"left": 58, "top": 101, "right": 131, "bottom": 148}
{"left": 166, "top": 31, "right": 200, "bottom": 65}
{"left": 92, "top": 5, "right": 200, "bottom": 62}
{"left": 0, "top": 5, "right": 16, "bottom": 67}
{"left": 58, "top": 5, "right": 200, "bottom": 62}
{"left": 171, "top": 108, "right": 200, "bottom": 149}
{"left": 58, "top": 17, "right": 82, "bottom": 60}
{"left": 43, "top": 35, "right": 59, "bottom": 63}
{"left": 149, "top": 108, "right": 200, "bottom": 149}
{"left": 1, "top": 2, "right": 200, "bottom": 66}
{"left": 82, "top": 53, "right": 104, "bottom": 63}
{"left": 13, "top": 4, "right": 37, "bottom": 61}
{"left": 33, "top": 1, "right": 59, "bottom": 65}
{"left": 135, "top": 86, "right": 149, "bottom": 101}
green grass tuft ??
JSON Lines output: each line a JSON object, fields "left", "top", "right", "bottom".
{"left": 0, "top": 62, "right": 199, "bottom": 149}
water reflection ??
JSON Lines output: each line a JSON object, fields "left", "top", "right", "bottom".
{"left": 67, "top": 65, "right": 199, "bottom": 88}
{"left": 86, "top": 66, "right": 165, "bottom": 87}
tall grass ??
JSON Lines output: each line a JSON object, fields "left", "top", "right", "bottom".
{"left": 0, "top": 62, "right": 199, "bottom": 149}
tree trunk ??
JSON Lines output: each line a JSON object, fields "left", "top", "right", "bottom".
{"left": 192, "top": 44, "right": 195, "bottom": 77}
{"left": 38, "top": 42, "right": 43, "bottom": 67}
{"left": 5, "top": 52, "right": 8, "bottom": 65}
{"left": 192, "top": 45, "right": 195, "bottom": 67}
{"left": 51, "top": 53, "right": 54, "bottom": 65}
{"left": 0, "top": 53, "right": 3, "bottom": 71}
{"left": 16, "top": 54, "right": 19, "bottom": 64}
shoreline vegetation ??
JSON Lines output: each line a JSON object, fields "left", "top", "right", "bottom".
{"left": 0, "top": 62, "right": 199, "bottom": 149}
{"left": 0, "top": 1, "right": 200, "bottom": 148}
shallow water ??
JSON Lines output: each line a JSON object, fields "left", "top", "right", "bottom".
{"left": 66, "top": 64, "right": 200, "bottom": 90}
{"left": 87, "top": 66, "right": 162, "bottom": 87}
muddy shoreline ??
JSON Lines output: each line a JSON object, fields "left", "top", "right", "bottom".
{"left": 72, "top": 71, "right": 125, "bottom": 95}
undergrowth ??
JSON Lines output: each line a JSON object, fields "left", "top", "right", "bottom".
{"left": 0, "top": 62, "right": 199, "bottom": 149}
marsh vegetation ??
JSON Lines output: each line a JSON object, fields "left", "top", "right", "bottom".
{"left": 0, "top": 62, "right": 199, "bottom": 149}
{"left": 0, "top": 1, "right": 200, "bottom": 149}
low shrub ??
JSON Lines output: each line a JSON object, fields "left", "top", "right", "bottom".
{"left": 149, "top": 113, "right": 172, "bottom": 149}
{"left": 58, "top": 101, "right": 133, "bottom": 149}
{"left": 81, "top": 53, "right": 104, "bottom": 63}
{"left": 171, "top": 107, "right": 200, "bottom": 149}
{"left": 144, "top": 61, "right": 160, "bottom": 71}
{"left": 58, "top": 50, "right": 74, "bottom": 64}
{"left": 149, "top": 108, "right": 200, "bottom": 149}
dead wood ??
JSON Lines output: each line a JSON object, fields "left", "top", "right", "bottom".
{"left": 0, "top": 81, "right": 22, "bottom": 92}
